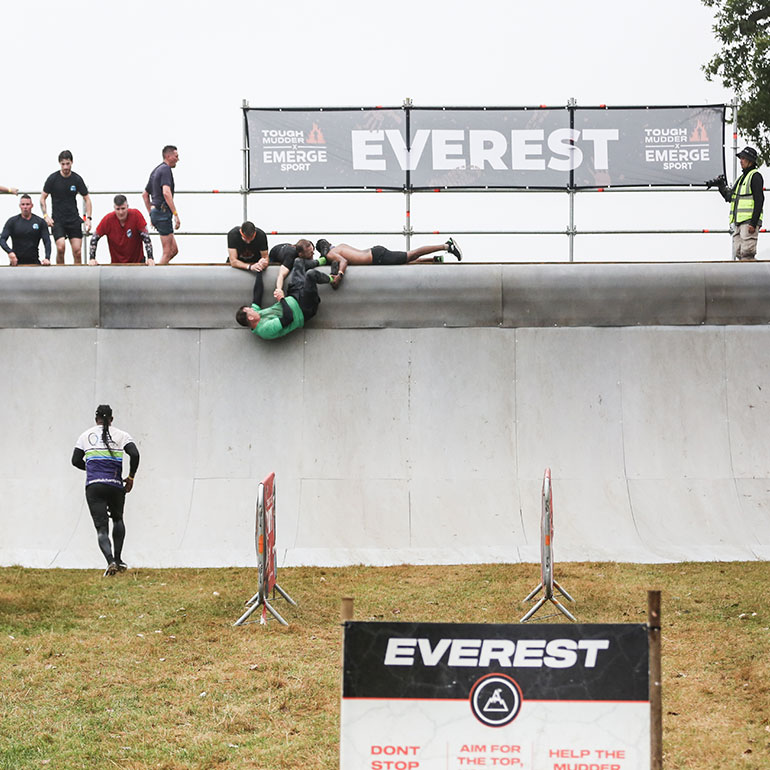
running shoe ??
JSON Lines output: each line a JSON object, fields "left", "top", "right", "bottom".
{"left": 116, "top": 561, "right": 128, "bottom": 573}
{"left": 316, "top": 238, "right": 332, "bottom": 258}
{"left": 432, "top": 255, "right": 445, "bottom": 263}
{"left": 446, "top": 238, "right": 463, "bottom": 261}
{"left": 103, "top": 562, "right": 118, "bottom": 577}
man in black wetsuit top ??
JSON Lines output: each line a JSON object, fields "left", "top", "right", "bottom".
{"left": 1, "top": 195, "right": 52, "bottom": 266}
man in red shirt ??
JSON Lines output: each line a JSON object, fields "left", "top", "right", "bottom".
{"left": 89, "top": 195, "right": 154, "bottom": 265}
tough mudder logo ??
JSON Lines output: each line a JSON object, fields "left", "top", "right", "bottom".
{"left": 470, "top": 674, "right": 523, "bottom": 727}
{"left": 261, "top": 124, "right": 328, "bottom": 172}
{"left": 643, "top": 122, "right": 711, "bottom": 171}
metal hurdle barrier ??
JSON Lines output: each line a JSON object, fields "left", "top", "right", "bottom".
{"left": 233, "top": 472, "right": 297, "bottom": 627}
{"left": 520, "top": 467, "right": 577, "bottom": 622}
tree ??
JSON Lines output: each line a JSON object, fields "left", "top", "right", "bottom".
{"left": 702, "top": 0, "right": 770, "bottom": 162}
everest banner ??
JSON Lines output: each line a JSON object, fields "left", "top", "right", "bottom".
{"left": 245, "top": 105, "right": 725, "bottom": 190}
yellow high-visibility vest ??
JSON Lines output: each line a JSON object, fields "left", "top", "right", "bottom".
{"left": 730, "top": 168, "right": 763, "bottom": 225}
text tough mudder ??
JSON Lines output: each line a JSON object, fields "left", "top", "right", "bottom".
{"left": 383, "top": 638, "right": 610, "bottom": 668}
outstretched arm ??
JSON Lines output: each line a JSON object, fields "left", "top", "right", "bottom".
{"left": 274, "top": 265, "right": 290, "bottom": 298}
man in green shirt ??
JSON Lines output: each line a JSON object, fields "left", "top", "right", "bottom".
{"left": 236, "top": 256, "right": 339, "bottom": 340}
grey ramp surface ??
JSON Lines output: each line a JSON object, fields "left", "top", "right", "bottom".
{"left": 1, "top": 325, "right": 768, "bottom": 567}
{"left": 1, "top": 265, "right": 770, "bottom": 567}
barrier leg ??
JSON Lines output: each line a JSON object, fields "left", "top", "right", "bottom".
{"left": 264, "top": 599, "right": 289, "bottom": 626}
{"left": 234, "top": 598, "right": 264, "bottom": 626}
{"left": 520, "top": 595, "right": 548, "bottom": 623}
{"left": 244, "top": 590, "right": 260, "bottom": 607}
{"left": 550, "top": 596, "right": 577, "bottom": 622}
{"left": 554, "top": 580, "right": 576, "bottom": 603}
{"left": 274, "top": 583, "right": 297, "bottom": 607}
{"left": 522, "top": 583, "right": 543, "bottom": 602}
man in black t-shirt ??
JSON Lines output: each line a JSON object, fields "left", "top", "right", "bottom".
{"left": 227, "top": 221, "right": 268, "bottom": 270}
{"left": 228, "top": 221, "right": 270, "bottom": 305}
{"left": 40, "top": 150, "right": 92, "bottom": 265}
{"left": 0, "top": 195, "right": 52, "bottom": 265}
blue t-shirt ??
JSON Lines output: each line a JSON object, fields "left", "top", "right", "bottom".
{"left": 145, "top": 162, "right": 175, "bottom": 207}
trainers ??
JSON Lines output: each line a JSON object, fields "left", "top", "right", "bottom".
{"left": 446, "top": 237, "right": 463, "bottom": 261}
{"left": 316, "top": 238, "right": 331, "bottom": 258}
{"left": 103, "top": 562, "right": 118, "bottom": 577}
{"left": 432, "top": 255, "right": 445, "bottom": 263}
{"left": 116, "top": 561, "right": 128, "bottom": 573}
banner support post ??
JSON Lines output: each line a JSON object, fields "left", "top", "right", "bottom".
{"left": 241, "top": 99, "right": 250, "bottom": 223}
{"left": 567, "top": 97, "right": 577, "bottom": 262}
{"left": 403, "top": 97, "right": 413, "bottom": 251}
{"left": 729, "top": 97, "right": 739, "bottom": 260}
{"left": 730, "top": 96, "right": 738, "bottom": 182}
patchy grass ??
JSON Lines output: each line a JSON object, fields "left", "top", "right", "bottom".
{"left": 0, "top": 562, "right": 768, "bottom": 769}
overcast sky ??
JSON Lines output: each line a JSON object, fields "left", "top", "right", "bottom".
{"left": 2, "top": 0, "right": 761, "bottom": 262}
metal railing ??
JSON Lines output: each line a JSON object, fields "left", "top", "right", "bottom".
{"left": 7, "top": 179, "right": 764, "bottom": 264}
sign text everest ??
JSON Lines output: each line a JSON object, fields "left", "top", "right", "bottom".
{"left": 384, "top": 637, "right": 611, "bottom": 668}
{"left": 351, "top": 129, "right": 620, "bottom": 171}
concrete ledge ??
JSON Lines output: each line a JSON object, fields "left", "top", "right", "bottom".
{"left": 1, "top": 262, "right": 769, "bottom": 329}
{"left": 0, "top": 267, "right": 100, "bottom": 328}
{"left": 99, "top": 266, "right": 248, "bottom": 328}
{"left": 501, "top": 263, "right": 707, "bottom": 326}
{"left": 704, "top": 262, "right": 770, "bottom": 324}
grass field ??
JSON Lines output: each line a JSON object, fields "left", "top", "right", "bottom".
{"left": 0, "top": 562, "right": 768, "bottom": 770}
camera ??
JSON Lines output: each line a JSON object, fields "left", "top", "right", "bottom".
{"left": 705, "top": 174, "right": 727, "bottom": 190}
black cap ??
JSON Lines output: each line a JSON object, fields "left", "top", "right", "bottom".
{"left": 737, "top": 146, "right": 758, "bottom": 162}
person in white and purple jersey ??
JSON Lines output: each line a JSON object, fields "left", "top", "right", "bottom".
{"left": 72, "top": 405, "right": 140, "bottom": 576}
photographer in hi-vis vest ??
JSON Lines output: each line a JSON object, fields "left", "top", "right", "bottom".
{"left": 707, "top": 146, "right": 765, "bottom": 261}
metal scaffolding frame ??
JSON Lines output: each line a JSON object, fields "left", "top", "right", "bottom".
{"left": 9, "top": 100, "right": 751, "bottom": 263}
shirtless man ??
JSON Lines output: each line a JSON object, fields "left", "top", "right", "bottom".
{"left": 316, "top": 237, "right": 462, "bottom": 283}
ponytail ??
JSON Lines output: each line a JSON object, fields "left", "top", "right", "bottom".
{"left": 95, "top": 404, "right": 115, "bottom": 457}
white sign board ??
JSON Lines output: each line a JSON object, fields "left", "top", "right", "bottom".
{"left": 341, "top": 622, "right": 649, "bottom": 770}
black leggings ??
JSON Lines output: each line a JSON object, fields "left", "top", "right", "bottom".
{"left": 86, "top": 483, "right": 126, "bottom": 564}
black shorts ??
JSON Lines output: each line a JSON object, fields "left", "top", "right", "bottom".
{"left": 52, "top": 218, "right": 83, "bottom": 241}
{"left": 371, "top": 245, "right": 408, "bottom": 265}
{"left": 86, "top": 483, "right": 126, "bottom": 528}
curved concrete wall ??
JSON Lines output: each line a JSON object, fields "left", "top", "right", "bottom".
{"left": 3, "top": 261, "right": 770, "bottom": 330}
{"left": 1, "top": 264, "right": 769, "bottom": 568}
